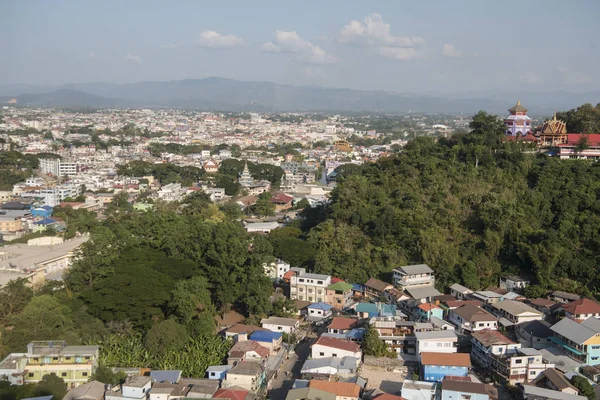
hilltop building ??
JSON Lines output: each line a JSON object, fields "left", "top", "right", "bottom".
{"left": 504, "top": 101, "right": 532, "bottom": 137}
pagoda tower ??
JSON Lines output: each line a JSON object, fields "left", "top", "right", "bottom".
{"left": 504, "top": 100, "right": 532, "bottom": 137}
{"left": 239, "top": 162, "right": 253, "bottom": 187}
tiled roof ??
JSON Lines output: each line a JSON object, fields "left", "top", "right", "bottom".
{"left": 213, "top": 388, "right": 249, "bottom": 400}
{"left": 314, "top": 336, "right": 361, "bottom": 353}
{"left": 471, "top": 329, "right": 513, "bottom": 347}
{"left": 228, "top": 340, "right": 269, "bottom": 359}
{"left": 364, "top": 278, "right": 392, "bottom": 292}
{"left": 562, "top": 298, "right": 600, "bottom": 316}
{"left": 328, "top": 317, "right": 358, "bottom": 330}
{"left": 309, "top": 380, "right": 361, "bottom": 398}
{"left": 421, "top": 352, "right": 471, "bottom": 367}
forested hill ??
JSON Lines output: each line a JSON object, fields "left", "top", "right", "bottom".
{"left": 298, "top": 111, "right": 600, "bottom": 298}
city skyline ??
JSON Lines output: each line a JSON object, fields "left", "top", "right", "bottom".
{"left": 1, "top": 0, "right": 599, "bottom": 94}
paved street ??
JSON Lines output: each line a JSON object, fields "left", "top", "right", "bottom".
{"left": 267, "top": 337, "right": 313, "bottom": 400}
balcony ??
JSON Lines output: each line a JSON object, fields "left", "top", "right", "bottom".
{"left": 396, "top": 276, "right": 434, "bottom": 287}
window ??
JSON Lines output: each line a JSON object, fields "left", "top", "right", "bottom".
{"left": 29, "top": 373, "right": 34, "bottom": 378}
{"left": 299, "top": 279, "right": 304, "bottom": 283}
{"left": 61, "top": 372, "right": 67, "bottom": 377}
{"left": 332, "top": 353, "right": 337, "bottom": 357}
{"left": 317, "top": 280, "right": 323, "bottom": 284}
{"left": 320, "top": 352, "right": 325, "bottom": 356}
{"left": 53, "top": 357, "right": 59, "bottom": 361}
{"left": 65, "top": 357, "right": 71, "bottom": 360}
{"left": 82, "top": 372, "right": 88, "bottom": 377}
{"left": 515, "top": 359, "right": 522, "bottom": 364}
{"left": 278, "top": 326, "right": 282, "bottom": 330}
{"left": 84, "top": 357, "right": 90, "bottom": 360}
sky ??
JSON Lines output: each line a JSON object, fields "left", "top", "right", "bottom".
{"left": 1, "top": 0, "right": 599, "bottom": 94}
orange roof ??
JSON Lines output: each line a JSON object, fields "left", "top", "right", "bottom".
{"left": 309, "top": 380, "right": 360, "bottom": 398}
{"left": 213, "top": 388, "right": 249, "bottom": 400}
{"left": 328, "top": 317, "right": 358, "bottom": 330}
{"left": 314, "top": 336, "right": 361, "bottom": 353}
{"left": 421, "top": 352, "right": 471, "bottom": 367}
{"left": 418, "top": 303, "right": 440, "bottom": 311}
{"left": 562, "top": 298, "right": 600, "bottom": 316}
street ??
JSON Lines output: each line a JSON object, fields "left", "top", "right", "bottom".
{"left": 267, "top": 337, "right": 313, "bottom": 400}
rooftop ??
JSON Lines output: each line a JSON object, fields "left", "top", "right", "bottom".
{"left": 562, "top": 298, "right": 600, "bottom": 316}
{"left": 394, "top": 264, "right": 434, "bottom": 275}
{"left": 309, "top": 380, "right": 361, "bottom": 398}
{"left": 493, "top": 300, "right": 543, "bottom": 316}
{"left": 421, "top": 352, "right": 471, "bottom": 367}
{"left": 471, "top": 329, "right": 514, "bottom": 347}
{"left": 452, "top": 304, "right": 498, "bottom": 322}
{"left": 314, "top": 336, "right": 361, "bottom": 353}
{"left": 328, "top": 317, "right": 358, "bottom": 330}
{"left": 260, "top": 317, "right": 298, "bottom": 327}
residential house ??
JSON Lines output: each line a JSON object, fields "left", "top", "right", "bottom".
{"left": 403, "top": 285, "right": 442, "bottom": 307}
{"left": 441, "top": 379, "right": 497, "bottom": 400}
{"left": 531, "top": 368, "right": 579, "bottom": 396}
{"left": 470, "top": 291, "right": 504, "bottom": 304}
{"left": 263, "top": 259, "right": 290, "bottom": 282}
{"left": 328, "top": 317, "right": 359, "bottom": 334}
{"left": 448, "top": 304, "right": 499, "bottom": 334}
{"left": 206, "top": 365, "right": 232, "bottom": 381}
{"left": 370, "top": 317, "right": 417, "bottom": 355}
{"left": 243, "top": 221, "right": 279, "bottom": 234}
{"left": 290, "top": 268, "right": 331, "bottom": 303}
{"left": 311, "top": 336, "right": 362, "bottom": 360}
{"left": 364, "top": 278, "right": 393, "bottom": 299}
{"left": 213, "top": 388, "right": 253, "bottom": 400}
{"left": 320, "top": 328, "right": 366, "bottom": 343}
{"left": 471, "top": 329, "right": 521, "bottom": 368}
{"left": 307, "top": 302, "right": 334, "bottom": 321}
{"left": 401, "top": 380, "right": 437, "bottom": 400}
{"left": 105, "top": 376, "right": 152, "bottom": 400}
{"left": 285, "top": 387, "right": 336, "bottom": 400}
{"left": 224, "top": 324, "right": 269, "bottom": 341}
{"left": 449, "top": 283, "right": 473, "bottom": 300}
{"left": 148, "top": 382, "right": 189, "bottom": 400}
{"left": 523, "top": 385, "right": 587, "bottom": 400}
{"left": 260, "top": 317, "right": 299, "bottom": 334}
{"left": 430, "top": 317, "right": 455, "bottom": 331}
{"left": 529, "top": 298, "right": 557, "bottom": 317}
{"left": 222, "top": 361, "right": 266, "bottom": 392}
{"left": 516, "top": 320, "right": 553, "bottom": 349}
{"left": 63, "top": 380, "right": 105, "bottom": 400}
{"left": 549, "top": 291, "right": 581, "bottom": 304}
{"left": 421, "top": 352, "right": 471, "bottom": 382}
{"left": 562, "top": 298, "right": 600, "bottom": 322}
{"left": 0, "top": 340, "right": 99, "bottom": 388}
{"left": 227, "top": 340, "right": 269, "bottom": 365}
{"left": 150, "top": 370, "right": 181, "bottom": 384}
{"left": 300, "top": 357, "right": 360, "bottom": 379}
{"left": 581, "top": 365, "right": 600, "bottom": 383}
{"left": 499, "top": 275, "right": 529, "bottom": 292}
{"left": 415, "top": 330, "right": 458, "bottom": 357}
{"left": 308, "top": 380, "right": 361, "bottom": 400}
{"left": 393, "top": 264, "right": 435, "bottom": 289}
{"left": 549, "top": 317, "right": 600, "bottom": 365}
{"left": 248, "top": 331, "right": 283, "bottom": 352}
{"left": 414, "top": 303, "right": 444, "bottom": 322}
{"left": 355, "top": 302, "right": 399, "bottom": 319}
{"left": 270, "top": 193, "right": 294, "bottom": 211}
{"left": 491, "top": 347, "right": 553, "bottom": 385}
{"left": 492, "top": 300, "right": 544, "bottom": 325}
{"left": 326, "top": 281, "right": 354, "bottom": 310}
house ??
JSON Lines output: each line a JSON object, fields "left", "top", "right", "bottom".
{"left": 562, "top": 298, "right": 600, "bottom": 321}
{"left": 581, "top": 365, "right": 600, "bottom": 383}
{"left": 326, "top": 281, "right": 354, "bottom": 310}
{"left": 414, "top": 330, "right": 458, "bottom": 357}
{"left": 285, "top": 387, "right": 336, "bottom": 400}
{"left": 263, "top": 259, "right": 290, "bottom": 282}
{"left": 307, "top": 302, "right": 334, "bottom": 321}
{"left": 206, "top": 365, "right": 232, "bottom": 380}
{"left": 471, "top": 329, "right": 520, "bottom": 368}
{"left": 0, "top": 340, "right": 99, "bottom": 388}
{"left": 260, "top": 317, "right": 299, "bottom": 333}
{"left": 522, "top": 384, "right": 587, "bottom": 400}
{"left": 448, "top": 304, "right": 499, "bottom": 334}
{"left": 470, "top": 291, "right": 504, "bottom": 304}
{"left": 321, "top": 328, "right": 367, "bottom": 343}
{"left": 148, "top": 382, "right": 189, "bottom": 400}
{"left": 222, "top": 361, "right": 266, "bottom": 392}
{"left": 290, "top": 268, "right": 331, "bottom": 303}
{"left": 499, "top": 275, "right": 529, "bottom": 292}
{"left": 549, "top": 317, "right": 600, "bottom": 365}
{"left": 449, "top": 283, "right": 473, "bottom": 300}
{"left": 312, "top": 336, "right": 362, "bottom": 359}
{"left": 370, "top": 318, "right": 417, "bottom": 355}
{"left": 270, "top": 192, "right": 294, "bottom": 211}
{"left": 300, "top": 356, "right": 360, "bottom": 379}
{"left": 492, "top": 300, "right": 544, "bottom": 325}
{"left": 421, "top": 352, "right": 471, "bottom": 382}
{"left": 529, "top": 298, "right": 557, "bottom": 317}
{"left": 213, "top": 388, "right": 253, "bottom": 400}
{"left": 150, "top": 370, "right": 181, "bottom": 384}
{"left": 393, "top": 264, "right": 435, "bottom": 289}
{"left": 531, "top": 368, "right": 579, "bottom": 395}
{"left": 248, "top": 330, "right": 283, "bottom": 351}
{"left": 308, "top": 380, "right": 361, "bottom": 400}
{"left": 550, "top": 291, "right": 581, "bottom": 304}
{"left": 328, "top": 317, "right": 359, "bottom": 334}
{"left": 516, "top": 320, "right": 553, "bottom": 349}
{"left": 224, "top": 324, "right": 269, "bottom": 340}
{"left": 364, "top": 278, "right": 393, "bottom": 299}
{"left": 404, "top": 285, "right": 442, "bottom": 305}
{"left": 243, "top": 221, "right": 279, "bottom": 234}
{"left": 355, "top": 302, "right": 398, "bottom": 319}
{"left": 63, "top": 380, "right": 105, "bottom": 400}
{"left": 491, "top": 347, "right": 553, "bottom": 385}
{"left": 414, "top": 303, "right": 444, "bottom": 321}
{"left": 105, "top": 376, "right": 152, "bottom": 400}
{"left": 227, "top": 340, "right": 269, "bottom": 365}
{"left": 430, "top": 317, "right": 455, "bottom": 331}
{"left": 441, "top": 379, "right": 497, "bottom": 400}
{"left": 400, "top": 380, "right": 437, "bottom": 400}
{"left": 202, "top": 159, "right": 219, "bottom": 173}
{"left": 181, "top": 378, "right": 220, "bottom": 398}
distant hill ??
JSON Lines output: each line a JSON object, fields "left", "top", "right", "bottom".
{"left": 0, "top": 77, "right": 597, "bottom": 113}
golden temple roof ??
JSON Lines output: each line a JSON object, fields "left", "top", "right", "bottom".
{"left": 541, "top": 113, "right": 567, "bottom": 135}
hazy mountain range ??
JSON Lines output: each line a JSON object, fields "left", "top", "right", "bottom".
{"left": 0, "top": 77, "right": 598, "bottom": 114}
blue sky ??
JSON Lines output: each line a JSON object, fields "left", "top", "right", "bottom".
{"left": 1, "top": 0, "right": 598, "bottom": 93}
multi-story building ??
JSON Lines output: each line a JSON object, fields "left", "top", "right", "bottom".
{"left": 549, "top": 317, "right": 600, "bottom": 365}
{"left": 471, "top": 329, "right": 521, "bottom": 368}
{"left": 490, "top": 348, "right": 553, "bottom": 386}
{"left": 39, "top": 158, "right": 78, "bottom": 177}
{"left": 370, "top": 317, "right": 417, "bottom": 355}
{"left": 491, "top": 300, "right": 544, "bottom": 324}
{"left": 421, "top": 352, "right": 471, "bottom": 382}
{"left": 290, "top": 268, "right": 331, "bottom": 303}
{"left": 0, "top": 340, "right": 99, "bottom": 389}
{"left": 448, "top": 304, "right": 499, "bottom": 334}
{"left": 393, "top": 264, "right": 435, "bottom": 289}
{"left": 326, "top": 281, "right": 354, "bottom": 310}
{"left": 263, "top": 259, "right": 290, "bottom": 282}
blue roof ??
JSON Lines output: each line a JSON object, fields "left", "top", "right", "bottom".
{"left": 355, "top": 302, "right": 396, "bottom": 316}
{"left": 33, "top": 217, "right": 57, "bottom": 225}
{"left": 351, "top": 283, "right": 364, "bottom": 291}
{"left": 150, "top": 370, "right": 181, "bottom": 383}
{"left": 41, "top": 205, "right": 53, "bottom": 210}
{"left": 308, "top": 302, "right": 333, "bottom": 311}
{"left": 249, "top": 330, "right": 283, "bottom": 342}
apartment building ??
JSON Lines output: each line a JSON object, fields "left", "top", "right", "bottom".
{"left": 393, "top": 264, "right": 435, "bottom": 289}
{"left": 290, "top": 268, "right": 331, "bottom": 303}
{"left": 490, "top": 348, "right": 553, "bottom": 386}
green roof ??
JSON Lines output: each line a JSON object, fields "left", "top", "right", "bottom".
{"left": 508, "top": 101, "right": 528, "bottom": 113}
{"left": 327, "top": 281, "right": 353, "bottom": 291}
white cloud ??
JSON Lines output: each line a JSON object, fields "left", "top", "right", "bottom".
{"left": 262, "top": 30, "right": 336, "bottom": 64}
{"left": 520, "top": 71, "right": 542, "bottom": 85}
{"left": 338, "top": 13, "right": 425, "bottom": 48}
{"left": 125, "top": 53, "right": 142, "bottom": 64}
{"left": 442, "top": 44, "right": 463, "bottom": 57}
{"left": 379, "top": 47, "right": 420, "bottom": 60}
{"left": 198, "top": 30, "right": 244, "bottom": 48}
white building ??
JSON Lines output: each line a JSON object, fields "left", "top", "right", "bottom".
{"left": 414, "top": 330, "right": 458, "bottom": 357}
{"left": 260, "top": 317, "right": 299, "bottom": 334}
{"left": 393, "top": 264, "right": 435, "bottom": 289}
{"left": 290, "top": 268, "right": 331, "bottom": 303}
{"left": 263, "top": 259, "right": 290, "bottom": 281}
{"left": 311, "top": 336, "right": 362, "bottom": 360}
{"left": 157, "top": 183, "right": 186, "bottom": 202}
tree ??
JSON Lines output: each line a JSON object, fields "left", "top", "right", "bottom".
{"left": 362, "top": 324, "right": 392, "bottom": 357}
{"left": 0, "top": 278, "right": 33, "bottom": 326}
{"left": 570, "top": 376, "right": 595, "bottom": 400}
{"left": 170, "top": 277, "right": 214, "bottom": 324}
{"left": 144, "top": 319, "right": 190, "bottom": 355}
{"left": 250, "top": 193, "right": 275, "bottom": 217}
{"left": 91, "top": 364, "right": 127, "bottom": 385}
{"left": 34, "top": 374, "right": 68, "bottom": 400}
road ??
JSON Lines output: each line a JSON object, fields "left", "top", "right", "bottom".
{"left": 267, "top": 337, "right": 313, "bottom": 400}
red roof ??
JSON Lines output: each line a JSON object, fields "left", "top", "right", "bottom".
{"left": 418, "top": 303, "right": 440, "bottom": 311}
{"left": 562, "top": 298, "right": 600, "bottom": 316}
{"left": 563, "top": 134, "right": 600, "bottom": 146}
{"left": 331, "top": 277, "right": 345, "bottom": 284}
{"left": 309, "top": 380, "right": 361, "bottom": 398}
{"left": 213, "top": 388, "right": 249, "bottom": 400}
{"left": 328, "top": 317, "right": 358, "bottom": 330}
{"left": 314, "top": 336, "right": 361, "bottom": 353}
{"left": 270, "top": 192, "right": 294, "bottom": 204}
{"left": 283, "top": 270, "right": 295, "bottom": 280}
{"left": 228, "top": 340, "right": 270, "bottom": 359}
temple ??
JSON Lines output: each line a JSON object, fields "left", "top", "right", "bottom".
{"left": 538, "top": 113, "right": 568, "bottom": 146}
{"left": 504, "top": 101, "right": 532, "bottom": 137}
